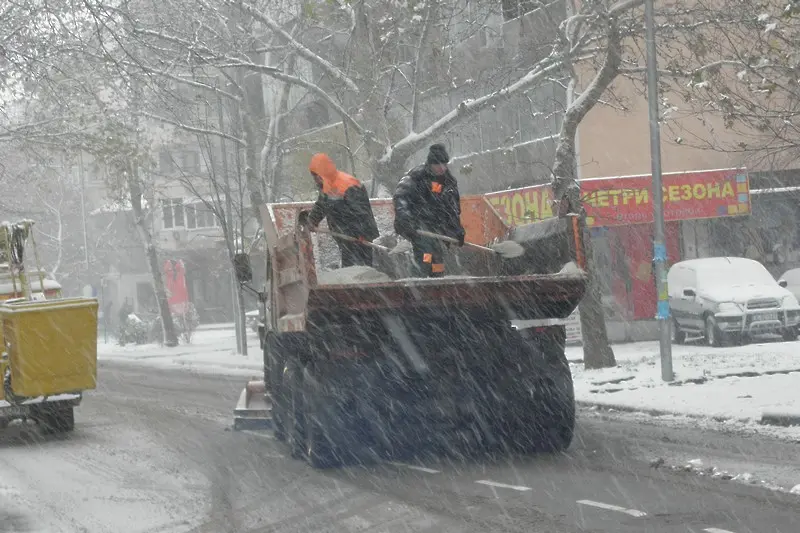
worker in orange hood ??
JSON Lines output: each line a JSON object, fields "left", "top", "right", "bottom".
{"left": 304, "top": 153, "right": 380, "bottom": 267}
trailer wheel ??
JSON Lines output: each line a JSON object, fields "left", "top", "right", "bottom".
{"left": 35, "top": 404, "right": 75, "bottom": 434}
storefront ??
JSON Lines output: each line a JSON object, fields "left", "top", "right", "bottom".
{"left": 485, "top": 168, "right": 751, "bottom": 325}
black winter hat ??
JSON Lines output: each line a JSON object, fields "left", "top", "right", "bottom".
{"left": 426, "top": 143, "right": 450, "bottom": 165}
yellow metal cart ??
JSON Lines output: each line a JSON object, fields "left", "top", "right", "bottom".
{"left": 0, "top": 220, "right": 98, "bottom": 433}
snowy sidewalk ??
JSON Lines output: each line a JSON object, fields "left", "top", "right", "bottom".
{"left": 569, "top": 338, "right": 800, "bottom": 426}
{"left": 98, "top": 328, "right": 263, "bottom": 377}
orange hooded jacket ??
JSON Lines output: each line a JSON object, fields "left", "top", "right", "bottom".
{"left": 307, "top": 153, "right": 380, "bottom": 241}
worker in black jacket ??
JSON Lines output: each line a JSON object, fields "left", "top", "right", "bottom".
{"left": 304, "top": 153, "right": 380, "bottom": 267}
{"left": 393, "top": 144, "right": 466, "bottom": 278}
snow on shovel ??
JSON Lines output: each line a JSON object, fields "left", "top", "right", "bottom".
{"left": 389, "top": 229, "right": 525, "bottom": 259}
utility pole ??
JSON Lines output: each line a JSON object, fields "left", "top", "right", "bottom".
{"left": 644, "top": 0, "right": 673, "bottom": 381}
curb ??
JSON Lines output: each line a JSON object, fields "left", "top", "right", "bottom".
{"left": 760, "top": 411, "right": 800, "bottom": 428}
{"left": 576, "top": 401, "right": 746, "bottom": 423}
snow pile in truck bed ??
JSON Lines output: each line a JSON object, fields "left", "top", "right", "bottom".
{"left": 317, "top": 266, "right": 392, "bottom": 285}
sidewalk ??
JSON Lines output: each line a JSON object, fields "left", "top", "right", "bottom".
{"left": 569, "top": 338, "right": 800, "bottom": 428}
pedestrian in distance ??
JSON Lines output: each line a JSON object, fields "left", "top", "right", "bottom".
{"left": 302, "top": 153, "right": 380, "bottom": 268}
{"left": 393, "top": 143, "right": 466, "bottom": 278}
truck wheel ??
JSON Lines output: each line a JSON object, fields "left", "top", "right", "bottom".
{"left": 489, "top": 326, "right": 575, "bottom": 454}
{"left": 265, "top": 333, "right": 286, "bottom": 441}
{"left": 302, "top": 368, "right": 345, "bottom": 469}
{"left": 284, "top": 361, "right": 304, "bottom": 459}
{"left": 534, "top": 364, "right": 575, "bottom": 453}
{"left": 672, "top": 318, "right": 686, "bottom": 344}
{"left": 705, "top": 315, "right": 724, "bottom": 347}
{"left": 36, "top": 405, "right": 75, "bottom": 434}
{"left": 782, "top": 326, "right": 798, "bottom": 342}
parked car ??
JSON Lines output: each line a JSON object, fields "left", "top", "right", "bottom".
{"left": 777, "top": 267, "right": 800, "bottom": 303}
{"left": 668, "top": 257, "right": 800, "bottom": 346}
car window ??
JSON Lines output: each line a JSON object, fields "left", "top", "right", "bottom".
{"left": 668, "top": 265, "right": 695, "bottom": 295}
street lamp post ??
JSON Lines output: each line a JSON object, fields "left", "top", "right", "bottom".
{"left": 644, "top": 0, "right": 674, "bottom": 381}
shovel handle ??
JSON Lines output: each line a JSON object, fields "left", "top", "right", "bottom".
{"left": 415, "top": 229, "right": 497, "bottom": 255}
{"left": 312, "top": 227, "right": 390, "bottom": 253}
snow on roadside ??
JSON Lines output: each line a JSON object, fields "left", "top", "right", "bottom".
{"left": 98, "top": 328, "right": 263, "bottom": 378}
{"left": 101, "top": 325, "right": 800, "bottom": 437}
{"left": 570, "top": 338, "right": 800, "bottom": 425}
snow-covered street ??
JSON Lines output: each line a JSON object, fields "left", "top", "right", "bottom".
{"left": 2, "top": 359, "right": 798, "bottom": 533}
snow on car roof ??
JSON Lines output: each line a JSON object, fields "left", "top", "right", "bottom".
{"left": 675, "top": 257, "right": 777, "bottom": 286}
{"left": 673, "top": 257, "right": 763, "bottom": 270}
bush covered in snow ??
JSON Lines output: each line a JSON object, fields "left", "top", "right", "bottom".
{"left": 173, "top": 303, "right": 200, "bottom": 344}
{"left": 118, "top": 313, "right": 149, "bottom": 346}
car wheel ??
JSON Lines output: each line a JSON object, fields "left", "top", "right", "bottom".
{"left": 672, "top": 318, "right": 686, "bottom": 344}
{"left": 705, "top": 315, "right": 723, "bottom": 347}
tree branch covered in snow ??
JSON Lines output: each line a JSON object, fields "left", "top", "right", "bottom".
{"left": 224, "top": 0, "right": 360, "bottom": 94}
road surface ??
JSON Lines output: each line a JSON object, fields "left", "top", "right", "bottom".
{"left": 1, "top": 361, "right": 798, "bottom": 533}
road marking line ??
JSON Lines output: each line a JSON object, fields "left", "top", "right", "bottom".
{"left": 704, "top": 529, "right": 737, "bottom": 533}
{"left": 388, "top": 462, "right": 441, "bottom": 474}
{"left": 576, "top": 499, "right": 647, "bottom": 518}
{"left": 475, "top": 480, "right": 532, "bottom": 491}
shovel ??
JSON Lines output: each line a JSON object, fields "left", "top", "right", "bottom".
{"left": 311, "top": 227, "right": 391, "bottom": 253}
{"left": 390, "top": 229, "right": 525, "bottom": 259}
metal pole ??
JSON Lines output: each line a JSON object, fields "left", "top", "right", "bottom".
{"left": 644, "top": 0, "right": 673, "bottom": 381}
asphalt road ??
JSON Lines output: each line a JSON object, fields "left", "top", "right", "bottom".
{"left": 1, "top": 361, "right": 798, "bottom": 533}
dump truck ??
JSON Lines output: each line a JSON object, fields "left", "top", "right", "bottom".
{"left": 232, "top": 195, "right": 588, "bottom": 468}
{"left": 0, "top": 220, "right": 99, "bottom": 433}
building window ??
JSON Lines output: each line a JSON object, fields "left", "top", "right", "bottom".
{"left": 181, "top": 151, "right": 201, "bottom": 174}
{"left": 185, "top": 202, "right": 219, "bottom": 230}
{"left": 159, "top": 149, "right": 175, "bottom": 175}
{"left": 162, "top": 198, "right": 185, "bottom": 229}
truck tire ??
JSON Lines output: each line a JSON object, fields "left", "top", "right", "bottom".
{"left": 533, "top": 362, "right": 575, "bottom": 453}
{"left": 301, "top": 367, "right": 349, "bottom": 469}
{"left": 490, "top": 326, "right": 575, "bottom": 454}
{"left": 35, "top": 404, "right": 75, "bottom": 434}
{"left": 283, "top": 359, "right": 305, "bottom": 459}
{"left": 264, "top": 332, "right": 286, "bottom": 441}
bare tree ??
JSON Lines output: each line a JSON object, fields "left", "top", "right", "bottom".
{"left": 1, "top": 1, "right": 182, "bottom": 346}
{"left": 8, "top": 0, "right": 723, "bottom": 365}
{"left": 80, "top": 0, "right": 662, "bottom": 367}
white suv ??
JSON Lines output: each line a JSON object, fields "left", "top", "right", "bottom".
{"left": 668, "top": 257, "right": 800, "bottom": 346}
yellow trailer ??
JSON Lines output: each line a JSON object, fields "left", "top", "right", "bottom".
{"left": 0, "top": 220, "right": 98, "bottom": 433}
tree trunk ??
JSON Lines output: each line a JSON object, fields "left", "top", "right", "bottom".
{"left": 236, "top": 285, "right": 248, "bottom": 355}
{"left": 551, "top": 21, "right": 623, "bottom": 370}
{"left": 127, "top": 166, "right": 179, "bottom": 347}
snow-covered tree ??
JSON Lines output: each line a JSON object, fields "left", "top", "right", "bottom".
{"left": 628, "top": 0, "right": 800, "bottom": 168}
{"left": 1, "top": 0, "right": 182, "bottom": 347}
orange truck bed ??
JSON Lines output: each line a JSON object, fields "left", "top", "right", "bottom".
{"left": 260, "top": 195, "right": 587, "bottom": 333}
